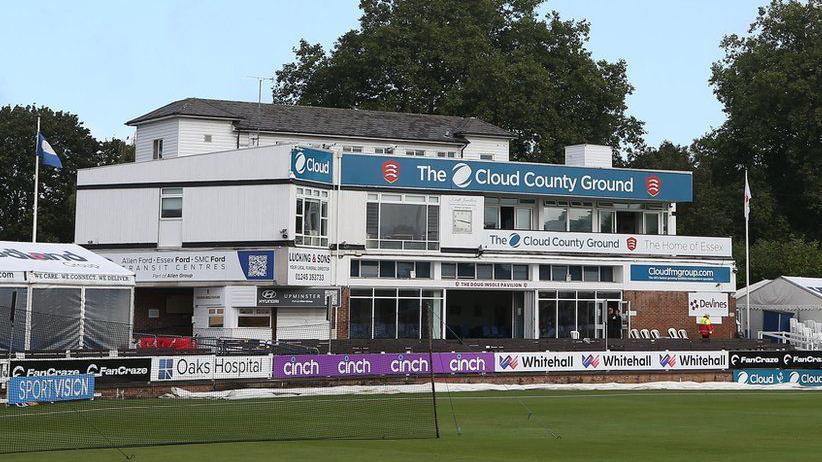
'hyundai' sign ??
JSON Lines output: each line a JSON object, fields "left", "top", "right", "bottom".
{"left": 341, "top": 155, "right": 692, "bottom": 202}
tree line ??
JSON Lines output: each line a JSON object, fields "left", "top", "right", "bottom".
{"left": 0, "top": 0, "right": 817, "bottom": 286}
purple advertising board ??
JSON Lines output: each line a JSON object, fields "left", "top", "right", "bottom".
{"left": 272, "top": 352, "right": 494, "bottom": 379}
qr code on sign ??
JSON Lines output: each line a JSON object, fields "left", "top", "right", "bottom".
{"left": 247, "top": 255, "right": 269, "bottom": 277}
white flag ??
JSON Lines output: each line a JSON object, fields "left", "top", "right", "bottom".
{"left": 744, "top": 170, "right": 752, "bottom": 219}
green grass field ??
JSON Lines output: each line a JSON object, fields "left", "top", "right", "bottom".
{"left": 3, "top": 389, "right": 822, "bottom": 461}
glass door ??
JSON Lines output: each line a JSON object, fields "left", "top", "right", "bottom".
{"left": 595, "top": 300, "right": 607, "bottom": 339}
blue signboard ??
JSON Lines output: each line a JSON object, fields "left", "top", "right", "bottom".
{"left": 630, "top": 264, "right": 731, "bottom": 283}
{"left": 340, "top": 154, "right": 692, "bottom": 202}
{"left": 8, "top": 374, "right": 96, "bottom": 404}
{"left": 291, "top": 147, "right": 333, "bottom": 184}
{"left": 734, "top": 369, "right": 822, "bottom": 387}
{"left": 236, "top": 250, "right": 275, "bottom": 280}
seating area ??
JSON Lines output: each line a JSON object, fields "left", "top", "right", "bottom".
{"left": 759, "top": 318, "right": 822, "bottom": 350}
{"left": 628, "top": 328, "right": 689, "bottom": 340}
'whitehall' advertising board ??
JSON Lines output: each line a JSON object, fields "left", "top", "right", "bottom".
{"left": 494, "top": 351, "right": 727, "bottom": 373}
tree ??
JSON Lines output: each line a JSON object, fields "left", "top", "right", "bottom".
{"left": 703, "top": 0, "right": 821, "bottom": 242}
{"left": 0, "top": 105, "right": 130, "bottom": 243}
{"left": 273, "top": 0, "right": 645, "bottom": 163}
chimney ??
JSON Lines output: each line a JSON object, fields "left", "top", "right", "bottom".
{"left": 564, "top": 144, "right": 613, "bottom": 168}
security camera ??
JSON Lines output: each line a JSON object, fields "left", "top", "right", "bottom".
{"left": 280, "top": 228, "right": 288, "bottom": 239}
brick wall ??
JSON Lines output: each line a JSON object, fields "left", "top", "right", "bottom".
{"left": 623, "top": 290, "right": 736, "bottom": 339}
{"left": 336, "top": 287, "right": 351, "bottom": 340}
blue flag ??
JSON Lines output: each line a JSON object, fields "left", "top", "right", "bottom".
{"left": 36, "top": 133, "right": 62, "bottom": 169}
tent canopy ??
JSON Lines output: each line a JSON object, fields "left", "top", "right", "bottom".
{"left": 0, "top": 241, "right": 133, "bottom": 286}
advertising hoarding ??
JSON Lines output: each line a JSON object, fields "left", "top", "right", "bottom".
{"left": 291, "top": 147, "right": 333, "bottom": 184}
{"left": 8, "top": 374, "right": 95, "bottom": 405}
{"left": 150, "top": 355, "right": 272, "bottom": 382}
{"left": 281, "top": 248, "right": 332, "bottom": 286}
{"left": 733, "top": 369, "right": 822, "bottom": 387}
{"left": 104, "top": 250, "right": 275, "bottom": 283}
{"left": 494, "top": 351, "right": 728, "bottom": 373}
{"left": 10, "top": 358, "right": 151, "bottom": 384}
{"left": 481, "top": 230, "right": 732, "bottom": 258}
{"left": 342, "top": 154, "right": 692, "bottom": 202}
{"left": 728, "top": 351, "right": 822, "bottom": 369}
{"left": 272, "top": 352, "right": 494, "bottom": 378}
{"left": 630, "top": 264, "right": 732, "bottom": 283}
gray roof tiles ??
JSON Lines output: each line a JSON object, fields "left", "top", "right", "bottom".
{"left": 127, "top": 98, "right": 512, "bottom": 143}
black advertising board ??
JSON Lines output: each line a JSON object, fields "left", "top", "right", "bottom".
{"left": 728, "top": 351, "right": 822, "bottom": 369}
{"left": 10, "top": 357, "right": 151, "bottom": 384}
{"left": 256, "top": 287, "right": 336, "bottom": 308}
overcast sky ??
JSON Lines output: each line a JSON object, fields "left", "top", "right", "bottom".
{"left": 0, "top": 0, "right": 766, "bottom": 149}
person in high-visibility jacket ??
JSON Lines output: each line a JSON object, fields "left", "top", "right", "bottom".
{"left": 698, "top": 314, "right": 713, "bottom": 340}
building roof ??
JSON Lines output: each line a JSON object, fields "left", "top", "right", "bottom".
{"left": 734, "top": 276, "right": 822, "bottom": 301}
{"left": 126, "top": 98, "right": 513, "bottom": 143}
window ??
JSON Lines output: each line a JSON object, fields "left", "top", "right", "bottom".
{"left": 343, "top": 145, "right": 364, "bottom": 153}
{"left": 238, "top": 308, "right": 270, "bottom": 328}
{"left": 208, "top": 308, "right": 224, "bottom": 327}
{"left": 568, "top": 207, "right": 593, "bottom": 232}
{"left": 538, "top": 265, "right": 617, "bottom": 283}
{"left": 661, "top": 212, "right": 669, "bottom": 235}
{"left": 350, "top": 260, "right": 432, "bottom": 279}
{"left": 366, "top": 193, "right": 439, "bottom": 250}
{"left": 349, "top": 289, "right": 443, "bottom": 339}
{"left": 437, "top": 151, "right": 460, "bottom": 158}
{"left": 440, "top": 262, "right": 527, "bottom": 281}
{"left": 405, "top": 149, "right": 425, "bottom": 156}
{"left": 203, "top": 134, "right": 212, "bottom": 143}
{"left": 485, "top": 198, "right": 535, "bottom": 230}
{"left": 480, "top": 154, "right": 494, "bottom": 161}
{"left": 441, "top": 263, "right": 456, "bottom": 279}
{"left": 160, "top": 187, "right": 183, "bottom": 219}
{"left": 374, "top": 147, "right": 394, "bottom": 155}
{"left": 152, "top": 139, "right": 163, "bottom": 159}
{"left": 296, "top": 187, "right": 329, "bottom": 247}
{"left": 476, "top": 264, "right": 493, "bottom": 280}
{"left": 543, "top": 205, "right": 567, "bottom": 231}
{"left": 538, "top": 290, "right": 622, "bottom": 339}
{"left": 599, "top": 210, "right": 616, "bottom": 233}
{"left": 644, "top": 212, "right": 660, "bottom": 235}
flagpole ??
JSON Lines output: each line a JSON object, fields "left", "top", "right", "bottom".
{"left": 745, "top": 169, "right": 751, "bottom": 339}
{"left": 32, "top": 116, "right": 40, "bottom": 243}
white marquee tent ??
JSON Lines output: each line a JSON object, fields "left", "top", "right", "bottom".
{"left": 735, "top": 276, "right": 822, "bottom": 340}
{"left": 0, "top": 241, "right": 134, "bottom": 352}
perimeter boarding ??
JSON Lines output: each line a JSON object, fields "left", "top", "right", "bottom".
{"left": 1, "top": 349, "right": 818, "bottom": 455}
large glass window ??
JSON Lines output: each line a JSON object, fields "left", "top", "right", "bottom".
{"left": 366, "top": 194, "right": 439, "bottom": 250}
{"left": 539, "top": 291, "right": 622, "bottom": 339}
{"left": 599, "top": 210, "right": 615, "bottom": 233}
{"left": 568, "top": 208, "right": 593, "bottom": 232}
{"left": 238, "top": 308, "right": 271, "bottom": 328}
{"left": 644, "top": 212, "right": 660, "bottom": 235}
{"left": 485, "top": 198, "right": 535, "bottom": 230}
{"left": 350, "top": 260, "right": 432, "bottom": 279}
{"left": 543, "top": 207, "right": 567, "bottom": 231}
{"left": 349, "top": 289, "right": 442, "bottom": 339}
{"left": 539, "top": 265, "right": 617, "bottom": 283}
{"left": 538, "top": 299, "right": 557, "bottom": 338}
{"left": 296, "top": 187, "right": 329, "bottom": 247}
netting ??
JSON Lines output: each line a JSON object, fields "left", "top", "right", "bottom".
{"left": 0, "top": 305, "right": 439, "bottom": 454}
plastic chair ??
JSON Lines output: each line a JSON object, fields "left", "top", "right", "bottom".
{"left": 570, "top": 330, "right": 580, "bottom": 340}
{"left": 640, "top": 329, "right": 651, "bottom": 339}
{"left": 668, "top": 328, "right": 679, "bottom": 338}
{"left": 629, "top": 328, "right": 640, "bottom": 339}
{"left": 650, "top": 329, "right": 661, "bottom": 339}
{"left": 678, "top": 329, "right": 689, "bottom": 339}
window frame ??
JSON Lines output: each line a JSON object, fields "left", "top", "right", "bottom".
{"left": 237, "top": 307, "right": 271, "bottom": 328}
{"left": 295, "top": 187, "right": 329, "bottom": 247}
{"left": 152, "top": 139, "right": 163, "bottom": 160}
{"left": 160, "top": 187, "right": 183, "bottom": 220}
{"left": 365, "top": 193, "right": 440, "bottom": 251}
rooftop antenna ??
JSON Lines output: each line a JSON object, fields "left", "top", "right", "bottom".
{"left": 246, "top": 76, "right": 274, "bottom": 146}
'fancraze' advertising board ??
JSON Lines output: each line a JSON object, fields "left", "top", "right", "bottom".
{"left": 494, "top": 351, "right": 727, "bottom": 373}
{"left": 272, "top": 352, "right": 494, "bottom": 378}
{"left": 150, "top": 355, "right": 272, "bottom": 382}
{"left": 728, "top": 351, "right": 822, "bottom": 369}
{"left": 10, "top": 358, "right": 151, "bottom": 384}
{"left": 342, "top": 154, "right": 692, "bottom": 202}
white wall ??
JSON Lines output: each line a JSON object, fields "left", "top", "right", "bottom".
{"left": 337, "top": 190, "right": 368, "bottom": 246}
{"left": 135, "top": 119, "right": 179, "bottom": 162}
{"left": 177, "top": 118, "right": 237, "bottom": 156}
{"left": 182, "top": 185, "right": 291, "bottom": 243}
{"left": 75, "top": 188, "right": 159, "bottom": 244}
{"left": 461, "top": 135, "right": 510, "bottom": 161}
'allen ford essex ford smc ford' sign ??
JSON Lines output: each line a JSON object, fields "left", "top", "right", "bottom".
{"left": 341, "top": 155, "right": 692, "bottom": 202}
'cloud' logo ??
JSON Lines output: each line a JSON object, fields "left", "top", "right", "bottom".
{"left": 736, "top": 371, "right": 749, "bottom": 383}
{"left": 509, "top": 233, "right": 521, "bottom": 248}
{"left": 294, "top": 151, "right": 307, "bottom": 174}
{"left": 452, "top": 163, "right": 473, "bottom": 188}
